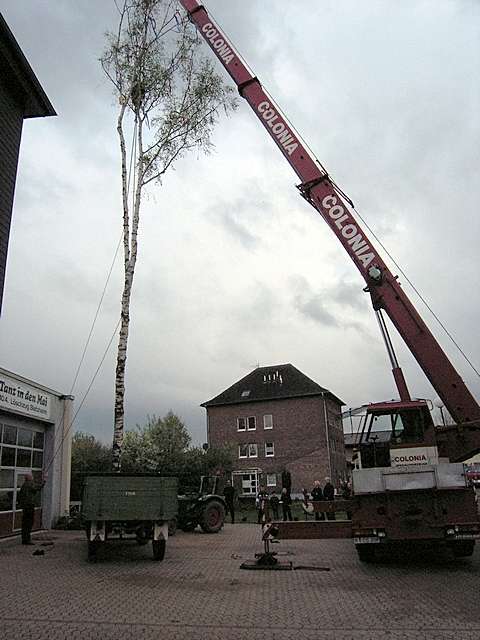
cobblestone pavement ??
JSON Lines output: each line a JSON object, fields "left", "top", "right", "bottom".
{"left": 1, "top": 525, "right": 479, "bottom": 640}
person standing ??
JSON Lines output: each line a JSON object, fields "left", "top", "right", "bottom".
{"left": 311, "top": 480, "right": 324, "bottom": 521}
{"left": 270, "top": 492, "right": 280, "bottom": 520}
{"left": 223, "top": 480, "right": 236, "bottom": 524}
{"left": 17, "top": 473, "right": 44, "bottom": 545}
{"left": 323, "top": 476, "right": 335, "bottom": 521}
{"left": 281, "top": 487, "right": 293, "bottom": 522}
{"left": 341, "top": 479, "right": 353, "bottom": 520}
{"left": 256, "top": 486, "right": 269, "bottom": 524}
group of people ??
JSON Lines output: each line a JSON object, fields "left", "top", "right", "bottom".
{"left": 304, "top": 477, "right": 352, "bottom": 520}
{"left": 307, "top": 477, "right": 336, "bottom": 520}
{"left": 255, "top": 486, "right": 293, "bottom": 523}
{"left": 223, "top": 482, "right": 294, "bottom": 524}
{"left": 223, "top": 475, "right": 352, "bottom": 525}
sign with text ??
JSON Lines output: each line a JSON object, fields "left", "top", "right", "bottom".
{"left": 0, "top": 374, "right": 51, "bottom": 421}
{"left": 390, "top": 446, "right": 439, "bottom": 467}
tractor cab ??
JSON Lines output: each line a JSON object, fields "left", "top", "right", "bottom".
{"left": 358, "top": 400, "right": 436, "bottom": 469}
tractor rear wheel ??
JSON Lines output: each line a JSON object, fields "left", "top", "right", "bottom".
{"left": 200, "top": 500, "right": 225, "bottom": 533}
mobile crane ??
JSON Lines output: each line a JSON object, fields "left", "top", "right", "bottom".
{"left": 179, "top": 0, "right": 480, "bottom": 560}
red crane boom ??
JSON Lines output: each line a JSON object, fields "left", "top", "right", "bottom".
{"left": 179, "top": 0, "right": 480, "bottom": 426}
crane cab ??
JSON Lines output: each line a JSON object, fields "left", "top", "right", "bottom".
{"left": 357, "top": 400, "right": 438, "bottom": 469}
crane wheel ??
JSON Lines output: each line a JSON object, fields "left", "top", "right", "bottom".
{"left": 355, "top": 544, "right": 376, "bottom": 563}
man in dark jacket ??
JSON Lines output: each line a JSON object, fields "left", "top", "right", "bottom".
{"left": 311, "top": 480, "right": 325, "bottom": 521}
{"left": 223, "top": 480, "right": 236, "bottom": 524}
{"left": 323, "top": 477, "right": 335, "bottom": 521}
{"left": 17, "top": 473, "right": 44, "bottom": 545}
{"left": 281, "top": 488, "right": 293, "bottom": 522}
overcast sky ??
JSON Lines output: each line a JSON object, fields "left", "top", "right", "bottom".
{"left": 1, "top": 0, "right": 479, "bottom": 445}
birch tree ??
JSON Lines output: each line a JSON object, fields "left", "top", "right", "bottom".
{"left": 101, "top": 0, "right": 236, "bottom": 470}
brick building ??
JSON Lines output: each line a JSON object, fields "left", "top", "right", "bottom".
{"left": 0, "top": 13, "right": 55, "bottom": 315}
{"left": 202, "top": 364, "right": 346, "bottom": 497}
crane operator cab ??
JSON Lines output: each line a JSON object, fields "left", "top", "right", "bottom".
{"left": 357, "top": 400, "right": 438, "bottom": 469}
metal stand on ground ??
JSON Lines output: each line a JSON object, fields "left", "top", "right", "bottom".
{"left": 240, "top": 524, "right": 293, "bottom": 571}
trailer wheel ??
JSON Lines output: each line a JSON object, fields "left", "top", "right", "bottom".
{"left": 168, "top": 517, "right": 177, "bottom": 537}
{"left": 355, "top": 544, "right": 376, "bottom": 563}
{"left": 88, "top": 540, "right": 99, "bottom": 562}
{"left": 152, "top": 539, "right": 166, "bottom": 561}
{"left": 450, "top": 540, "right": 475, "bottom": 558}
{"left": 200, "top": 499, "right": 225, "bottom": 533}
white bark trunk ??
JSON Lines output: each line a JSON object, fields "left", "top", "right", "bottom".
{"left": 112, "top": 109, "right": 144, "bottom": 471}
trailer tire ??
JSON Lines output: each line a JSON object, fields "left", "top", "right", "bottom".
{"left": 168, "top": 517, "right": 177, "bottom": 537}
{"left": 355, "top": 544, "right": 376, "bottom": 563}
{"left": 152, "top": 539, "right": 166, "bottom": 561}
{"left": 199, "top": 499, "right": 225, "bottom": 533}
{"left": 88, "top": 540, "right": 99, "bottom": 562}
{"left": 450, "top": 540, "right": 475, "bottom": 558}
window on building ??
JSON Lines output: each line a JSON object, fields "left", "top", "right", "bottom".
{"left": 241, "top": 390, "right": 250, "bottom": 398}
{"left": 1, "top": 446, "right": 15, "bottom": 467}
{"left": 2, "top": 425, "right": 17, "bottom": 445}
{"left": 238, "top": 444, "right": 248, "bottom": 458}
{"left": 32, "top": 451, "right": 43, "bottom": 469}
{"left": 266, "top": 473, "right": 277, "bottom": 487}
{"left": 17, "top": 429, "right": 33, "bottom": 447}
{"left": 241, "top": 473, "right": 257, "bottom": 495}
{"left": 263, "top": 414, "right": 273, "bottom": 430}
{"left": 0, "top": 491, "right": 13, "bottom": 512}
{"left": 237, "top": 417, "right": 247, "bottom": 432}
{"left": 265, "top": 442, "right": 275, "bottom": 457}
{"left": 17, "top": 448, "right": 32, "bottom": 468}
{"left": 248, "top": 443, "right": 258, "bottom": 458}
{"left": 247, "top": 417, "right": 256, "bottom": 431}
{"left": 33, "top": 431, "right": 44, "bottom": 450}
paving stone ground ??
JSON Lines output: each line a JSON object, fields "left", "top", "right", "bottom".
{"left": 1, "top": 524, "right": 479, "bottom": 639}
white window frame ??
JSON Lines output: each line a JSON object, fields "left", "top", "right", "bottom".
{"left": 237, "top": 417, "right": 247, "bottom": 432}
{"left": 266, "top": 473, "right": 277, "bottom": 487}
{"left": 241, "top": 473, "right": 257, "bottom": 495}
{"left": 263, "top": 414, "right": 273, "bottom": 430}
{"left": 247, "top": 416, "right": 256, "bottom": 431}
{"left": 238, "top": 444, "right": 248, "bottom": 458}
{"left": 265, "top": 442, "right": 275, "bottom": 457}
{"left": 248, "top": 443, "right": 258, "bottom": 458}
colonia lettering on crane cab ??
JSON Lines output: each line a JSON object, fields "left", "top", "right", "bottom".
{"left": 321, "top": 195, "right": 375, "bottom": 268}
{"left": 202, "top": 23, "right": 235, "bottom": 64}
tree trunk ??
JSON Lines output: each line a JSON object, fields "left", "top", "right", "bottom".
{"left": 112, "top": 109, "right": 143, "bottom": 471}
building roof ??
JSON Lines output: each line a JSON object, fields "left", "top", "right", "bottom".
{"left": 202, "top": 363, "right": 344, "bottom": 408}
{"left": 0, "top": 12, "right": 56, "bottom": 118}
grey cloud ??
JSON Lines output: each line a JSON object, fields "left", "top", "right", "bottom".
{"left": 219, "top": 211, "right": 258, "bottom": 250}
{"left": 1, "top": 1, "right": 478, "bottom": 444}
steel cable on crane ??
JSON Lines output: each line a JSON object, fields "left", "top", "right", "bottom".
{"left": 203, "top": 4, "right": 479, "bottom": 383}
{"left": 255, "top": 77, "right": 480, "bottom": 381}
{"left": 349, "top": 203, "right": 480, "bottom": 380}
